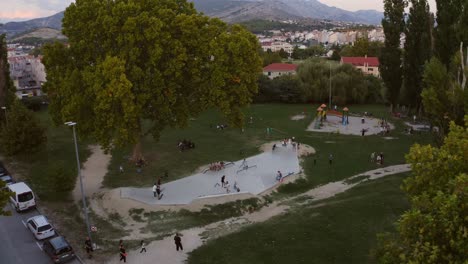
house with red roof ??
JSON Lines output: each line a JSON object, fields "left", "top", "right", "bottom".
{"left": 340, "top": 56, "right": 380, "bottom": 77}
{"left": 263, "top": 63, "right": 298, "bottom": 79}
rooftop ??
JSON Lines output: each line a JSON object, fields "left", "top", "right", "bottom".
{"left": 263, "top": 63, "right": 298, "bottom": 72}
{"left": 341, "top": 56, "right": 379, "bottom": 67}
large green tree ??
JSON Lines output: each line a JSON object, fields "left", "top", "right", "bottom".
{"left": 43, "top": 0, "right": 262, "bottom": 160}
{"left": 0, "top": 34, "right": 16, "bottom": 125}
{"left": 340, "top": 37, "right": 383, "bottom": 57}
{"left": 402, "top": 0, "right": 433, "bottom": 112}
{"left": 434, "top": 0, "right": 464, "bottom": 67}
{"left": 377, "top": 118, "right": 468, "bottom": 263}
{"left": 380, "top": 0, "right": 406, "bottom": 111}
{"left": 0, "top": 100, "right": 47, "bottom": 156}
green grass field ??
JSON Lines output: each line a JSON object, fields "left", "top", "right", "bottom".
{"left": 188, "top": 173, "right": 410, "bottom": 264}
{"left": 104, "top": 104, "right": 431, "bottom": 193}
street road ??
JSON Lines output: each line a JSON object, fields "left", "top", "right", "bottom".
{"left": 0, "top": 205, "right": 81, "bottom": 264}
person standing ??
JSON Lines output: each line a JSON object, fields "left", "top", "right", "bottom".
{"left": 84, "top": 237, "right": 93, "bottom": 258}
{"left": 152, "top": 183, "right": 157, "bottom": 198}
{"left": 276, "top": 171, "right": 282, "bottom": 182}
{"left": 329, "top": 154, "right": 333, "bottom": 166}
{"left": 140, "top": 240, "right": 147, "bottom": 253}
{"left": 221, "top": 175, "right": 226, "bottom": 187}
{"left": 119, "top": 165, "right": 124, "bottom": 173}
{"left": 174, "top": 233, "right": 183, "bottom": 251}
{"left": 119, "top": 245, "right": 127, "bottom": 262}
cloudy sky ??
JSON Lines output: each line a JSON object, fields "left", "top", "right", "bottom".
{"left": 0, "top": 0, "right": 438, "bottom": 22}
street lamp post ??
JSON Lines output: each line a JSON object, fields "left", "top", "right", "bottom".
{"left": 1, "top": 106, "right": 7, "bottom": 127}
{"left": 65, "top": 122, "right": 93, "bottom": 246}
{"left": 329, "top": 63, "right": 332, "bottom": 109}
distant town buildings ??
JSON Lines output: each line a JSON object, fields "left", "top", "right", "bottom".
{"left": 263, "top": 63, "right": 298, "bottom": 79}
{"left": 7, "top": 44, "right": 46, "bottom": 98}
{"left": 340, "top": 56, "right": 380, "bottom": 77}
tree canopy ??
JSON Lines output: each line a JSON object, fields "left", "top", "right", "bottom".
{"left": 402, "top": 0, "right": 432, "bottom": 112}
{"left": 380, "top": 0, "right": 406, "bottom": 111}
{"left": 377, "top": 117, "right": 468, "bottom": 263}
{"left": 43, "top": 0, "right": 262, "bottom": 159}
{"left": 0, "top": 34, "right": 16, "bottom": 124}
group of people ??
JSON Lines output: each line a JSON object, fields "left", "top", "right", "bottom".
{"left": 379, "top": 119, "right": 391, "bottom": 135}
{"left": 370, "top": 152, "right": 385, "bottom": 165}
{"left": 178, "top": 139, "right": 195, "bottom": 151}
{"left": 209, "top": 161, "right": 225, "bottom": 171}
{"left": 215, "top": 175, "right": 240, "bottom": 193}
{"left": 117, "top": 234, "right": 183, "bottom": 262}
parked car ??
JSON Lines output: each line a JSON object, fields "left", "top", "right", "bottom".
{"left": 7, "top": 182, "right": 36, "bottom": 212}
{"left": 26, "top": 215, "right": 56, "bottom": 240}
{"left": 0, "top": 162, "right": 9, "bottom": 176}
{"left": 0, "top": 175, "right": 14, "bottom": 189}
{"left": 43, "top": 236, "right": 76, "bottom": 263}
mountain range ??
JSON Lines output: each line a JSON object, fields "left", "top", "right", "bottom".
{"left": 0, "top": 0, "right": 382, "bottom": 38}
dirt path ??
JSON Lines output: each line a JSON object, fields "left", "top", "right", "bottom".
{"left": 104, "top": 164, "right": 411, "bottom": 264}
{"left": 72, "top": 145, "right": 111, "bottom": 203}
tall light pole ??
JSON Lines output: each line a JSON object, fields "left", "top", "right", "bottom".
{"left": 1, "top": 106, "right": 7, "bottom": 127}
{"left": 65, "top": 121, "right": 93, "bottom": 246}
{"left": 329, "top": 62, "right": 332, "bottom": 108}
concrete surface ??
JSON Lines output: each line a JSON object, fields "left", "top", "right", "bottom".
{"left": 121, "top": 145, "right": 301, "bottom": 205}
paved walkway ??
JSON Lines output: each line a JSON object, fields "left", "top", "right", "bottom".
{"left": 121, "top": 145, "right": 301, "bottom": 205}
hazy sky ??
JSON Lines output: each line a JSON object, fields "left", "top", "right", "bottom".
{"left": 0, "top": 0, "right": 438, "bottom": 22}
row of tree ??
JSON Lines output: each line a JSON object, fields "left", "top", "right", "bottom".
{"left": 256, "top": 59, "right": 384, "bottom": 104}
{"left": 380, "top": 0, "right": 467, "bottom": 121}
{"left": 377, "top": 0, "right": 468, "bottom": 262}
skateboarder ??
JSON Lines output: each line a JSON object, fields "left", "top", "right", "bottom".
{"left": 174, "top": 233, "right": 183, "bottom": 251}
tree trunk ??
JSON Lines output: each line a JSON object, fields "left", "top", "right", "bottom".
{"left": 131, "top": 138, "right": 143, "bottom": 163}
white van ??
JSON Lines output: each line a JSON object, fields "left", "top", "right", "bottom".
{"left": 7, "top": 182, "right": 36, "bottom": 212}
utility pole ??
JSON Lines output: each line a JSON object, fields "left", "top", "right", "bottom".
{"left": 329, "top": 62, "right": 332, "bottom": 108}
{"left": 65, "top": 122, "right": 93, "bottom": 247}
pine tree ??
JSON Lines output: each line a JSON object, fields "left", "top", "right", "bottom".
{"left": 403, "top": 0, "right": 433, "bottom": 112}
{"left": 380, "top": 0, "right": 406, "bottom": 111}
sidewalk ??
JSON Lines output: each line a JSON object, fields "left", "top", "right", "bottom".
{"left": 120, "top": 145, "right": 301, "bottom": 205}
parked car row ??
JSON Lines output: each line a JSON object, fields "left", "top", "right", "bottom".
{"left": 1, "top": 162, "right": 77, "bottom": 263}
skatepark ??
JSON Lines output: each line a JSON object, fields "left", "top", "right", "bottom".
{"left": 120, "top": 143, "right": 301, "bottom": 205}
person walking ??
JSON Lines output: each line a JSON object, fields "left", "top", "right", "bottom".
{"left": 174, "top": 233, "right": 183, "bottom": 251}
{"left": 329, "top": 154, "right": 333, "bottom": 166}
{"left": 140, "top": 240, "right": 147, "bottom": 253}
{"left": 119, "top": 165, "right": 124, "bottom": 173}
{"left": 84, "top": 237, "right": 93, "bottom": 258}
{"left": 152, "top": 183, "right": 157, "bottom": 198}
{"left": 156, "top": 184, "right": 162, "bottom": 200}
{"left": 370, "top": 152, "right": 375, "bottom": 163}
{"left": 119, "top": 245, "right": 127, "bottom": 262}
{"left": 276, "top": 171, "right": 283, "bottom": 182}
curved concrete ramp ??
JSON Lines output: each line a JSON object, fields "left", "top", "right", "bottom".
{"left": 120, "top": 145, "right": 300, "bottom": 205}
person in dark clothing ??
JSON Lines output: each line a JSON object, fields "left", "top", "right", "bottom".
{"left": 84, "top": 237, "right": 93, "bottom": 258}
{"left": 174, "top": 233, "right": 183, "bottom": 251}
{"left": 329, "top": 154, "right": 333, "bottom": 165}
{"left": 221, "top": 175, "right": 226, "bottom": 187}
{"left": 120, "top": 245, "right": 127, "bottom": 262}
{"left": 156, "top": 185, "right": 162, "bottom": 200}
